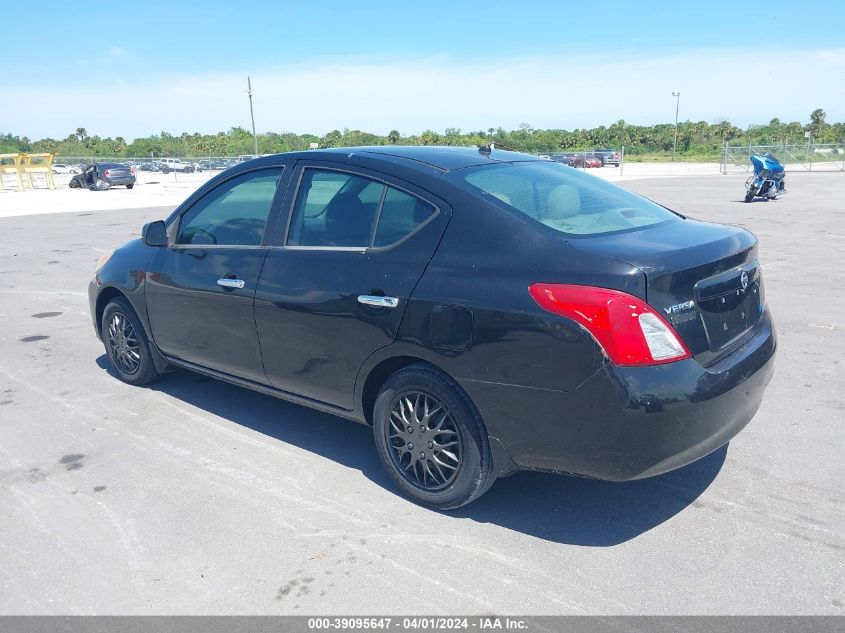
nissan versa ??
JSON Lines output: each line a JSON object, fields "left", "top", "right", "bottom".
{"left": 89, "top": 147, "right": 776, "bottom": 509}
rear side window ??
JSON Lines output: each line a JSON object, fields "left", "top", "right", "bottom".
{"left": 455, "top": 161, "right": 678, "bottom": 236}
{"left": 176, "top": 168, "right": 283, "bottom": 246}
{"left": 373, "top": 188, "right": 436, "bottom": 247}
{"left": 287, "top": 168, "right": 436, "bottom": 248}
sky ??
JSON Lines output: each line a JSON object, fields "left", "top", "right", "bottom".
{"left": 1, "top": 0, "right": 844, "bottom": 141}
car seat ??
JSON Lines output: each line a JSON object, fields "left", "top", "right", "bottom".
{"left": 324, "top": 193, "right": 371, "bottom": 246}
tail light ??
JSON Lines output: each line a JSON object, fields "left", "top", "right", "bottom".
{"left": 529, "top": 283, "right": 690, "bottom": 366}
{"left": 131, "top": 167, "right": 137, "bottom": 176}
{"left": 103, "top": 169, "right": 111, "bottom": 177}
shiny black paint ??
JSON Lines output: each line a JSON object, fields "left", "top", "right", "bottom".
{"left": 254, "top": 160, "right": 452, "bottom": 409}
{"left": 145, "top": 247, "right": 270, "bottom": 384}
{"left": 90, "top": 146, "right": 776, "bottom": 482}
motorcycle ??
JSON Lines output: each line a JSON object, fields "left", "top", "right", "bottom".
{"left": 744, "top": 153, "right": 786, "bottom": 202}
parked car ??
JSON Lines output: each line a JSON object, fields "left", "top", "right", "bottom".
{"left": 568, "top": 153, "right": 601, "bottom": 168}
{"left": 551, "top": 153, "right": 577, "bottom": 167}
{"left": 594, "top": 148, "right": 621, "bottom": 167}
{"left": 70, "top": 163, "right": 136, "bottom": 189}
{"left": 89, "top": 146, "right": 775, "bottom": 509}
{"left": 159, "top": 158, "right": 194, "bottom": 173}
{"left": 51, "top": 163, "right": 76, "bottom": 174}
{"left": 138, "top": 162, "right": 160, "bottom": 172}
{"left": 210, "top": 159, "right": 232, "bottom": 170}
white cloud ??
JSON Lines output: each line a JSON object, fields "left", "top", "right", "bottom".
{"left": 3, "top": 48, "right": 844, "bottom": 140}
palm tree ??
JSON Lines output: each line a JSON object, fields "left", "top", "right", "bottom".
{"left": 387, "top": 130, "right": 400, "bottom": 145}
{"left": 75, "top": 127, "right": 88, "bottom": 143}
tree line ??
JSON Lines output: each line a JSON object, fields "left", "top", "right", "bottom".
{"left": 2, "top": 109, "right": 841, "bottom": 159}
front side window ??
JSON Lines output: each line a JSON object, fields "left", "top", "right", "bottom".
{"left": 287, "top": 168, "right": 436, "bottom": 248}
{"left": 176, "top": 168, "right": 283, "bottom": 246}
{"left": 454, "top": 161, "right": 679, "bottom": 236}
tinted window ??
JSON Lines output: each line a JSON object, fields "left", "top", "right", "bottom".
{"left": 288, "top": 168, "right": 437, "bottom": 248}
{"left": 288, "top": 169, "right": 383, "bottom": 247}
{"left": 455, "top": 161, "right": 678, "bottom": 236}
{"left": 176, "top": 168, "right": 283, "bottom": 246}
{"left": 373, "top": 187, "right": 436, "bottom": 247}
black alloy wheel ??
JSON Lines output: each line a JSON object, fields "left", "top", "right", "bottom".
{"left": 386, "top": 391, "right": 463, "bottom": 491}
{"left": 101, "top": 297, "right": 160, "bottom": 385}
{"left": 373, "top": 364, "right": 496, "bottom": 509}
{"left": 106, "top": 311, "right": 141, "bottom": 375}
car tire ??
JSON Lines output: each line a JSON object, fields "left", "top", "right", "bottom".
{"left": 126, "top": 184, "right": 134, "bottom": 189}
{"left": 69, "top": 178, "right": 80, "bottom": 188}
{"left": 101, "top": 297, "right": 160, "bottom": 386}
{"left": 373, "top": 363, "right": 496, "bottom": 510}
{"left": 161, "top": 166, "right": 170, "bottom": 174}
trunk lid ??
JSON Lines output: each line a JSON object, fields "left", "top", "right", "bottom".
{"left": 569, "top": 218, "right": 765, "bottom": 366}
{"left": 103, "top": 166, "right": 132, "bottom": 179}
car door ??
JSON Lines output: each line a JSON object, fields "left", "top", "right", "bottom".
{"left": 145, "top": 165, "right": 288, "bottom": 384}
{"left": 254, "top": 162, "right": 451, "bottom": 409}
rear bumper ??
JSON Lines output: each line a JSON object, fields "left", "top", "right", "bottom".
{"left": 106, "top": 177, "right": 136, "bottom": 185}
{"left": 462, "top": 311, "right": 776, "bottom": 480}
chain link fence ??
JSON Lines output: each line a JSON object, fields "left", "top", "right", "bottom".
{"left": 720, "top": 143, "right": 845, "bottom": 174}
{"left": 50, "top": 155, "right": 255, "bottom": 174}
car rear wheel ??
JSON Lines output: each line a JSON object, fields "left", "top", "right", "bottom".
{"left": 101, "top": 297, "right": 159, "bottom": 386}
{"left": 373, "top": 364, "right": 496, "bottom": 509}
{"left": 126, "top": 184, "right": 134, "bottom": 189}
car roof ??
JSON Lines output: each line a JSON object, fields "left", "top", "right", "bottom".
{"left": 271, "top": 145, "right": 542, "bottom": 173}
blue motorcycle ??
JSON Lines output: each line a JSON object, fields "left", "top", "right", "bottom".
{"left": 745, "top": 153, "right": 786, "bottom": 202}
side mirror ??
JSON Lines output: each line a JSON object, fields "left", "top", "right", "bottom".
{"left": 142, "top": 220, "right": 168, "bottom": 247}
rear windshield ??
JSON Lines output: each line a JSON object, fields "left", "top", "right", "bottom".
{"left": 454, "top": 161, "right": 679, "bottom": 236}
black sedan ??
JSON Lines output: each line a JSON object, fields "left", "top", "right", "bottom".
{"left": 89, "top": 146, "right": 776, "bottom": 509}
{"left": 70, "top": 163, "right": 136, "bottom": 189}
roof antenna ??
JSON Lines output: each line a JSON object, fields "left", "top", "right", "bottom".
{"left": 478, "top": 142, "right": 494, "bottom": 156}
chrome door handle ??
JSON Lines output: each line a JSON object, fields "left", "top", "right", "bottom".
{"left": 357, "top": 295, "right": 399, "bottom": 308}
{"left": 217, "top": 278, "right": 245, "bottom": 289}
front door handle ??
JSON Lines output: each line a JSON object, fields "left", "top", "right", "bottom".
{"left": 357, "top": 295, "right": 399, "bottom": 308}
{"left": 217, "top": 277, "right": 245, "bottom": 289}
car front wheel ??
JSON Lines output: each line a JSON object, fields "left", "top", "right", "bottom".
{"left": 373, "top": 364, "right": 496, "bottom": 509}
{"left": 69, "top": 178, "right": 80, "bottom": 188}
{"left": 101, "top": 297, "right": 159, "bottom": 386}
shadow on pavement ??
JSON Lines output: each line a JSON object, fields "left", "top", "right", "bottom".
{"left": 97, "top": 356, "right": 726, "bottom": 547}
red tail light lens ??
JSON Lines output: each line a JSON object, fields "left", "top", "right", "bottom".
{"left": 529, "top": 283, "right": 691, "bottom": 366}
{"left": 103, "top": 169, "right": 111, "bottom": 177}
{"left": 131, "top": 167, "right": 137, "bottom": 176}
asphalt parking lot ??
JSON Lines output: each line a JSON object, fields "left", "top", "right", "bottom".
{"left": 0, "top": 172, "right": 843, "bottom": 615}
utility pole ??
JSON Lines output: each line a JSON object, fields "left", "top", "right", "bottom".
{"left": 247, "top": 76, "right": 258, "bottom": 155}
{"left": 672, "top": 92, "right": 681, "bottom": 161}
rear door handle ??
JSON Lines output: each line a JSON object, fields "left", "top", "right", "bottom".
{"left": 357, "top": 295, "right": 399, "bottom": 308}
{"left": 217, "top": 278, "right": 245, "bottom": 289}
